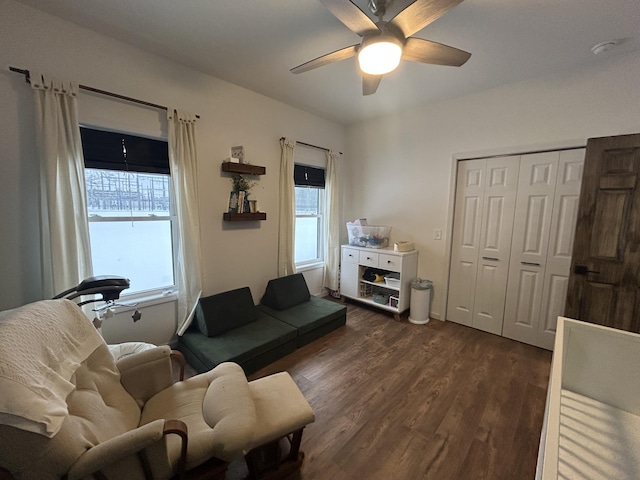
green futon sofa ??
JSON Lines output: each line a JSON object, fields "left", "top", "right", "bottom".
{"left": 258, "top": 273, "right": 347, "bottom": 347}
{"left": 177, "top": 287, "right": 297, "bottom": 375}
{"left": 177, "top": 275, "right": 347, "bottom": 375}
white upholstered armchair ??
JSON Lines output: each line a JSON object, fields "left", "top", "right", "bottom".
{"left": 0, "top": 299, "right": 315, "bottom": 479}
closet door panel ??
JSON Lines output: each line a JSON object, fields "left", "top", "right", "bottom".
{"left": 539, "top": 273, "right": 569, "bottom": 343}
{"left": 473, "top": 261, "right": 506, "bottom": 334}
{"left": 517, "top": 154, "right": 558, "bottom": 263}
{"left": 471, "top": 157, "right": 519, "bottom": 334}
{"left": 447, "top": 160, "right": 485, "bottom": 326}
{"left": 509, "top": 266, "right": 544, "bottom": 330}
{"left": 537, "top": 149, "right": 585, "bottom": 349}
{"left": 503, "top": 152, "right": 559, "bottom": 344}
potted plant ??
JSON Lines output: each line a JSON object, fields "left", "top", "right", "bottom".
{"left": 230, "top": 174, "right": 257, "bottom": 213}
{"left": 231, "top": 173, "right": 256, "bottom": 193}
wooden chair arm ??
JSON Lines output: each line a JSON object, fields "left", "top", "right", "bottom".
{"left": 170, "top": 350, "right": 186, "bottom": 381}
{"left": 164, "top": 419, "right": 188, "bottom": 479}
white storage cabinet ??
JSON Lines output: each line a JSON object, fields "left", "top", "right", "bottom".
{"left": 340, "top": 245, "right": 418, "bottom": 320}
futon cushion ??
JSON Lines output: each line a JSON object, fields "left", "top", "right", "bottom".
{"left": 196, "top": 287, "right": 258, "bottom": 337}
{"left": 258, "top": 296, "right": 345, "bottom": 336}
{"left": 260, "top": 273, "right": 311, "bottom": 311}
{"left": 178, "top": 314, "right": 297, "bottom": 374}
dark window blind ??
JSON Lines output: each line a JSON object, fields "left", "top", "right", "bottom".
{"left": 294, "top": 164, "right": 325, "bottom": 188}
{"left": 80, "top": 127, "right": 169, "bottom": 174}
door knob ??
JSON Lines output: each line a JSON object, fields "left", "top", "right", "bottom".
{"left": 574, "top": 265, "right": 600, "bottom": 275}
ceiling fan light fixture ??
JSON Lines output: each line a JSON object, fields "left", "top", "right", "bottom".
{"left": 358, "top": 37, "right": 403, "bottom": 75}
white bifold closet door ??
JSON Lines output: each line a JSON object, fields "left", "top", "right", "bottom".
{"left": 502, "top": 149, "right": 584, "bottom": 349}
{"left": 447, "top": 157, "right": 519, "bottom": 335}
{"left": 447, "top": 149, "right": 584, "bottom": 349}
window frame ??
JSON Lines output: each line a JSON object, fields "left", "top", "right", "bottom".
{"left": 81, "top": 127, "right": 178, "bottom": 299}
{"left": 294, "top": 162, "right": 326, "bottom": 268}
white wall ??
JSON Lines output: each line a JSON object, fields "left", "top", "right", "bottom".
{"left": 3, "top": 0, "right": 639, "bottom": 336}
{"left": 0, "top": 0, "right": 345, "bottom": 342}
{"left": 345, "top": 51, "right": 640, "bottom": 320}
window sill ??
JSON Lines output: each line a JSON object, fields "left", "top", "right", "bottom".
{"left": 115, "top": 289, "right": 177, "bottom": 312}
{"left": 296, "top": 261, "right": 325, "bottom": 273}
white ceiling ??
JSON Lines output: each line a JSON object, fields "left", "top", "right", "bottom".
{"left": 19, "top": 0, "right": 640, "bottom": 125}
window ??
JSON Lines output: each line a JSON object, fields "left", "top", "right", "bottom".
{"left": 294, "top": 164, "right": 325, "bottom": 266}
{"left": 81, "top": 127, "right": 176, "bottom": 296}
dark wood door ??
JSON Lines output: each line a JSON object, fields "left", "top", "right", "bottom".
{"left": 565, "top": 133, "right": 640, "bottom": 333}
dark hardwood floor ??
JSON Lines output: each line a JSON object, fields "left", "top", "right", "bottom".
{"left": 217, "top": 301, "right": 552, "bottom": 480}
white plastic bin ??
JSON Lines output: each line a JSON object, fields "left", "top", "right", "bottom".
{"left": 346, "top": 224, "right": 391, "bottom": 248}
{"left": 409, "top": 278, "right": 432, "bottom": 325}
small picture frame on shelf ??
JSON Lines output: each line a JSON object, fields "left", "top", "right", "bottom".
{"left": 231, "top": 145, "right": 246, "bottom": 164}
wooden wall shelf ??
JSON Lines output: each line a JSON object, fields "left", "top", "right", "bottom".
{"left": 223, "top": 212, "right": 267, "bottom": 222}
{"left": 222, "top": 161, "right": 266, "bottom": 221}
{"left": 221, "top": 162, "right": 266, "bottom": 175}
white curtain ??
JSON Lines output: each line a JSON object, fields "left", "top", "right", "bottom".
{"left": 31, "top": 72, "right": 92, "bottom": 298}
{"left": 168, "top": 109, "right": 203, "bottom": 335}
{"left": 323, "top": 150, "right": 341, "bottom": 292}
{"left": 278, "top": 138, "right": 296, "bottom": 277}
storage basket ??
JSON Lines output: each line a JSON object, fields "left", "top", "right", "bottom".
{"left": 359, "top": 282, "right": 373, "bottom": 297}
{"left": 394, "top": 241, "right": 414, "bottom": 252}
{"left": 372, "top": 292, "right": 390, "bottom": 305}
{"left": 384, "top": 273, "right": 400, "bottom": 288}
{"left": 347, "top": 224, "right": 391, "bottom": 249}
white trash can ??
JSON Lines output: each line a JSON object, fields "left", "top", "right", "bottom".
{"left": 408, "top": 278, "right": 432, "bottom": 325}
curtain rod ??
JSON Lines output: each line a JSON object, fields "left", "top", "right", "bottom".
{"left": 281, "top": 137, "right": 342, "bottom": 155}
{"left": 9, "top": 66, "right": 200, "bottom": 119}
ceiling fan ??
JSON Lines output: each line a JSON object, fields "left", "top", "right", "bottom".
{"left": 291, "top": 0, "right": 471, "bottom": 95}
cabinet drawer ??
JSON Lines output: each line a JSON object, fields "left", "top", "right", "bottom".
{"left": 379, "top": 254, "right": 402, "bottom": 273}
{"left": 342, "top": 247, "right": 360, "bottom": 264}
{"left": 359, "top": 251, "right": 379, "bottom": 267}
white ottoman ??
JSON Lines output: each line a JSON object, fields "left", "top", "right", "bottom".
{"left": 245, "top": 372, "right": 315, "bottom": 478}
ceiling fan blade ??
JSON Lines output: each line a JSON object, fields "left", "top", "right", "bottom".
{"left": 389, "top": 0, "right": 465, "bottom": 38}
{"left": 320, "top": 0, "right": 380, "bottom": 37}
{"left": 291, "top": 44, "right": 359, "bottom": 74}
{"left": 402, "top": 37, "right": 471, "bottom": 66}
{"left": 363, "top": 73, "right": 382, "bottom": 95}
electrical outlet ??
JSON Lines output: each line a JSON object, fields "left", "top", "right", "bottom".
{"left": 434, "top": 229, "right": 443, "bottom": 240}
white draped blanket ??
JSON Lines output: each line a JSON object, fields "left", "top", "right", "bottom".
{"left": 0, "top": 299, "right": 104, "bottom": 437}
